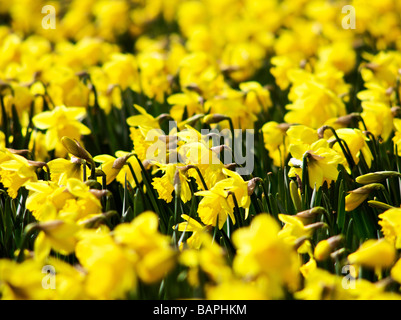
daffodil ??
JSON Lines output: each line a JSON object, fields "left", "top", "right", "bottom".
{"left": 239, "top": 81, "right": 272, "bottom": 114}
{"left": 113, "top": 211, "right": 176, "bottom": 283}
{"left": 294, "top": 267, "right": 395, "bottom": 300}
{"left": 315, "top": 41, "right": 356, "bottom": 74}
{"left": 195, "top": 181, "right": 234, "bottom": 229}
{"left": 286, "top": 124, "right": 319, "bottom": 145}
{"left": 75, "top": 229, "right": 137, "bottom": 300}
{"left": 0, "top": 151, "right": 38, "bottom": 198}
{"left": 378, "top": 207, "right": 401, "bottom": 248}
{"left": 360, "top": 51, "right": 401, "bottom": 89}
{"left": 206, "top": 276, "right": 269, "bottom": 300}
{"left": 137, "top": 51, "right": 172, "bottom": 103}
{"left": 204, "top": 90, "right": 258, "bottom": 129}
{"left": 345, "top": 183, "right": 385, "bottom": 212}
{"left": 270, "top": 54, "right": 304, "bottom": 90}
{"left": 278, "top": 214, "right": 325, "bottom": 255}
{"left": 32, "top": 105, "right": 91, "bottom": 157}
{"left": 33, "top": 219, "right": 81, "bottom": 262}
{"left": 59, "top": 178, "right": 103, "bottom": 222}
{"left": 261, "top": 121, "right": 290, "bottom": 167}
{"left": 391, "top": 258, "right": 401, "bottom": 285}
{"left": 175, "top": 214, "right": 210, "bottom": 250}
{"left": 218, "top": 168, "right": 253, "bottom": 220}
{"left": 178, "top": 141, "right": 226, "bottom": 190}
{"left": 347, "top": 239, "right": 396, "bottom": 270}
{"left": 167, "top": 90, "right": 204, "bottom": 122}
{"left": 284, "top": 70, "right": 347, "bottom": 129}
{"left": 102, "top": 53, "right": 140, "bottom": 91}
{"left": 151, "top": 162, "right": 191, "bottom": 204}
{"left": 25, "top": 181, "right": 74, "bottom": 221}
{"left": 178, "top": 233, "right": 232, "bottom": 287}
{"left": 44, "top": 257, "right": 88, "bottom": 300}
{"left": 288, "top": 139, "right": 343, "bottom": 190}
{"left": 45, "top": 66, "right": 90, "bottom": 107}
{"left": 232, "top": 214, "right": 300, "bottom": 298}
{"left": 93, "top": 151, "right": 142, "bottom": 186}
{"left": 0, "top": 259, "right": 54, "bottom": 300}
{"left": 359, "top": 101, "right": 393, "bottom": 142}
{"left": 328, "top": 128, "right": 373, "bottom": 172}
{"left": 313, "top": 235, "right": 343, "bottom": 262}
{"left": 47, "top": 157, "right": 87, "bottom": 185}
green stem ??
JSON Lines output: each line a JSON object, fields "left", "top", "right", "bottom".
{"left": 229, "top": 192, "right": 243, "bottom": 228}
{"left": 327, "top": 126, "right": 356, "bottom": 170}
{"left": 302, "top": 153, "right": 310, "bottom": 209}
{"left": 17, "top": 224, "right": 38, "bottom": 262}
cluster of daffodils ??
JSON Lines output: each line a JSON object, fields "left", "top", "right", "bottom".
{"left": 1, "top": 0, "right": 401, "bottom": 300}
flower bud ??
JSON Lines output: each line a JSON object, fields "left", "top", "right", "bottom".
{"left": 174, "top": 169, "right": 181, "bottom": 196}
{"left": 295, "top": 206, "right": 326, "bottom": 225}
{"left": 290, "top": 180, "right": 302, "bottom": 212}
{"left": 85, "top": 179, "right": 102, "bottom": 190}
{"left": 203, "top": 114, "right": 229, "bottom": 125}
{"left": 345, "top": 183, "right": 385, "bottom": 211}
{"left": 61, "top": 136, "right": 93, "bottom": 165}
{"left": 112, "top": 153, "right": 134, "bottom": 170}
{"left": 314, "top": 235, "right": 344, "bottom": 261}
{"left": 347, "top": 239, "right": 396, "bottom": 269}
{"left": 356, "top": 171, "right": 401, "bottom": 185}
{"left": 368, "top": 200, "right": 394, "bottom": 211}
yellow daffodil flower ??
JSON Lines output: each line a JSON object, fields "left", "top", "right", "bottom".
{"left": 347, "top": 239, "right": 396, "bottom": 270}
{"left": 93, "top": 151, "right": 142, "bottom": 186}
{"left": 113, "top": 211, "right": 176, "bottom": 284}
{"left": 0, "top": 151, "right": 38, "bottom": 198}
{"left": 379, "top": 207, "right": 401, "bottom": 248}
{"left": 32, "top": 105, "right": 91, "bottom": 157}
{"left": 232, "top": 214, "right": 300, "bottom": 298}
{"left": 288, "top": 139, "right": 343, "bottom": 190}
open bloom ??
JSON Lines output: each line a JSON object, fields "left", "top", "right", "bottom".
{"left": 379, "top": 207, "right": 401, "bottom": 248}
{"left": 0, "top": 151, "right": 38, "bottom": 198}
{"left": 288, "top": 139, "right": 343, "bottom": 189}
{"left": 151, "top": 162, "right": 192, "bottom": 203}
{"left": 195, "top": 182, "right": 234, "bottom": 229}
{"left": 93, "top": 151, "right": 142, "bottom": 186}
{"left": 328, "top": 128, "right": 373, "bottom": 172}
{"left": 217, "top": 168, "right": 253, "bottom": 220}
{"left": 284, "top": 71, "right": 347, "bottom": 129}
{"left": 33, "top": 219, "right": 81, "bottom": 262}
{"left": 32, "top": 105, "right": 91, "bottom": 157}
{"left": 176, "top": 214, "right": 210, "bottom": 250}
{"left": 75, "top": 229, "right": 137, "bottom": 300}
{"left": 113, "top": 211, "right": 176, "bottom": 283}
{"left": 47, "top": 157, "right": 88, "bottom": 185}
{"left": 261, "top": 121, "right": 289, "bottom": 167}
{"left": 232, "top": 214, "right": 300, "bottom": 298}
